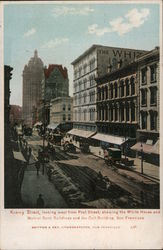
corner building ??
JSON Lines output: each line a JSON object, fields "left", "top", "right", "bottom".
{"left": 71, "top": 44, "right": 146, "bottom": 137}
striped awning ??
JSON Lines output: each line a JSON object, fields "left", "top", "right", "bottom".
{"left": 131, "top": 140, "right": 159, "bottom": 155}
{"left": 91, "top": 133, "right": 128, "bottom": 146}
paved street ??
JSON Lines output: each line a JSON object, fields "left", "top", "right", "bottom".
{"left": 20, "top": 132, "right": 159, "bottom": 209}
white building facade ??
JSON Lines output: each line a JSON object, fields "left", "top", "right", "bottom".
{"left": 50, "top": 96, "right": 73, "bottom": 124}
{"left": 72, "top": 44, "right": 146, "bottom": 133}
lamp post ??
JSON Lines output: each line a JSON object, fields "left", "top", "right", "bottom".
{"left": 140, "top": 142, "right": 144, "bottom": 174}
{"left": 41, "top": 99, "right": 46, "bottom": 175}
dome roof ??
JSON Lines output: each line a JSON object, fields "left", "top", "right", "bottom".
{"left": 27, "top": 50, "right": 44, "bottom": 68}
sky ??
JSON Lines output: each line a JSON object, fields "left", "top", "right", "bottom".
{"left": 3, "top": 2, "right": 160, "bottom": 106}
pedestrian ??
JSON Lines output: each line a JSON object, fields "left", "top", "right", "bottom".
{"left": 47, "top": 168, "right": 53, "bottom": 181}
{"left": 36, "top": 194, "right": 45, "bottom": 208}
{"left": 27, "top": 147, "right": 32, "bottom": 164}
{"left": 35, "top": 161, "right": 40, "bottom": 176}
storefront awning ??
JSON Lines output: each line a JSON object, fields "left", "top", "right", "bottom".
{"left": 34, "top": 121, "right": 42, "bottom": 126}
{"left": 47, "top": 123, "right": 59, "bottom": 130}
{"left": 13, "top": 151, "right": 26, "bottom": 162}
{"left": 131, "top": 140, "right": 159, "bottom": 155}
{"left": 67, "top": 129, "right": 96, "bottom": 138}
{"left": 91, "top": 133, "right": 127, "bottom": 146}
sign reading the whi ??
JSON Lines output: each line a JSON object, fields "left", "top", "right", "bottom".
{"left": 98, "top": 49, "right": 142, "bottom": 59}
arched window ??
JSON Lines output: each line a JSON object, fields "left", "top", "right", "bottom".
{"left": 98, "top": 88, "right": 101, "bottom": 101}
{"left": 102, "top": 87, "right": 105, "bottom": 100}
{"left": 131, "top": 102, "right": 135, "bottom": 121}
{"left": 110, "top": 84, "right": 113, "bottom": 99}
{"left": 131, "top": 77, "right": 135, "bottom": 95}
{"left": 121, "top": 104, "right": 124, "bottom": 121}
{"left": 111, "top": 106, "right": 113, "bottom": 121}
{"left": 63, "top": 114, "right": 66, "bottom": 121}
{"left": 120, "top": 80, "right": 124, "bottom": 97}
{"left": 84, "top": 109, "right": 87, "bottom": 121}
{"left": 114, "top": 82, "right": 118, "bottom": 98}
{"left": 125, "top": 79, "right": 129, "bottom": 96}
{"left": 141, "top": 111, "right": 147, "bottom": 129}
{"left": 141, "top": 89, "right": 147, "bottom": 106}
{"left": 150, "top": 111, "right": 157, "bottom": 130}
{"left": 115, "top": 104, "right": 118, "bottom": 121}
{"left": 126, "top": 102, "right": 129, "bottom": 121}
{"left": 105, "top": 86, "right": 108, "bottom": 99}
{"left": 83, "top": 92, "right": 87, "bottom": 103}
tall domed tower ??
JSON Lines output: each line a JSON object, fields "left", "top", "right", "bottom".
{"left": 22, "top": 50, "right": 44, "bottom": 125}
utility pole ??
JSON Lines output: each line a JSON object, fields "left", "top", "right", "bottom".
{"left": 42, "top": 99, "right": 46, "bottom": 175}
{"left": 141, "top": 142, "right": 143, "bottom": 174}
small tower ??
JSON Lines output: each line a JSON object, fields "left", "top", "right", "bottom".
{"left": 34, "top": 49, "right": 38, "bottom": 58}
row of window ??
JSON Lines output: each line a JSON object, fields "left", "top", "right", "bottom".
{"left": 62, "top": 114, "right": 71, "bottom": 122}
{"left": 141, "top": 111, "right": 157, "bottom": 130}
{"left": 74, "top": 109, "right": 96, "bottom": 121}
{"left": 74, "top": 74, "right": 96, "bottom": 92}
{"left": 97, "top": 103, "right": 136, "bottom": 122}
{"left": 141, "top": 64, "right": 157, "bottom": 84}
{"left": 97, "top": 78, "right": 135, "bottom": 101}
{"left": 74, "top": 91, "right": 96, "bottom": 105}
{"left": 74, "top": 58, "right": 96, "bottom": 79}
{"left": 141, "top": 87, "right": 157, "bottom": 106}
{"left": 62, "top": 104, "right": 71, "bottom": 111}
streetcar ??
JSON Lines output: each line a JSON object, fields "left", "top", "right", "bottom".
{"left": 104, "top": 147, "right": 121, "bottom": 165}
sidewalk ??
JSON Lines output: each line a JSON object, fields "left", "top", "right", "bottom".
{"left": 21, "top": 156, "right": 67, "bottom": 208}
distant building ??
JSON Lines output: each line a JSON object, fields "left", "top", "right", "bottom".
{"left": 10, "top": 105, "right": 22, "bottom": 125}
{"left": 42, "top": 64, "right": 69, "bottom": 101}
{"left": 39, "top": 64, "right": 69, "bottom": 125}
{"left": 71, "top": 44, "right": 146, "bottom": 138}
{"left": 48, "top": 96, "right": 73, "bottom": 132}
{"left": 22, "top": 50, "right": 44, "bottom": 126}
